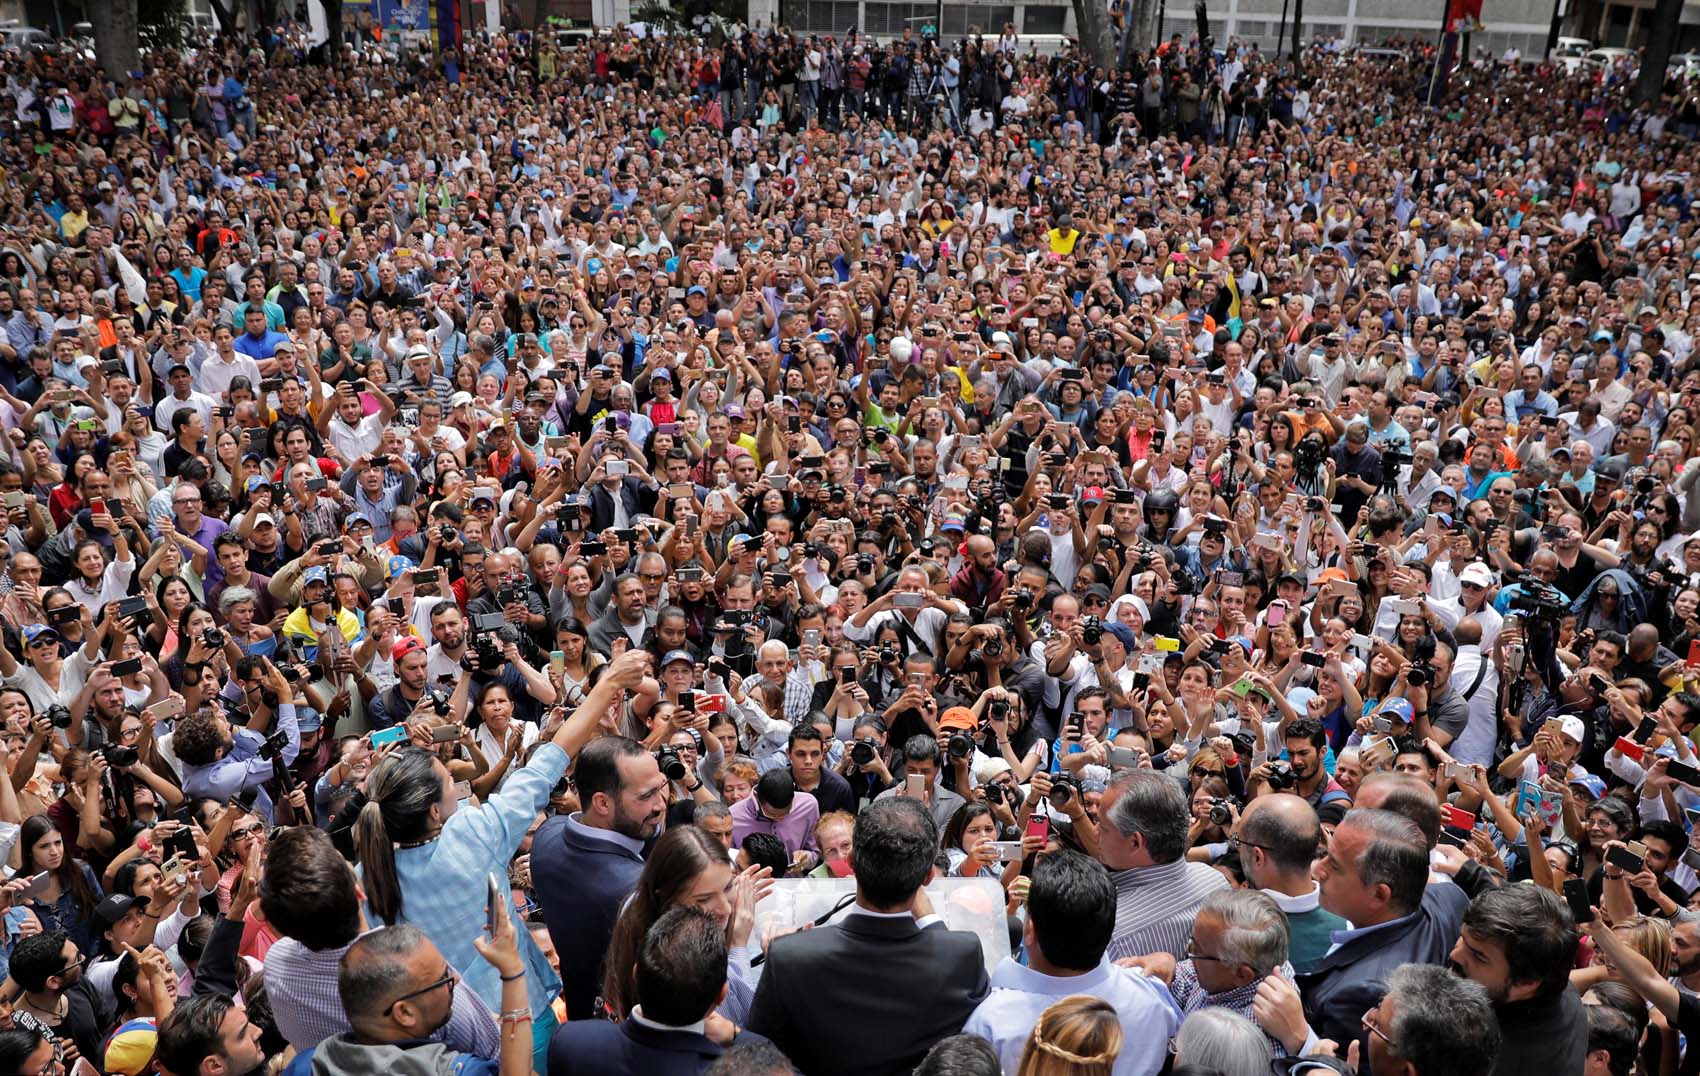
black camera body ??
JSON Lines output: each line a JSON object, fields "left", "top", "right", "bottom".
{"left": 1266, "top": 760, "right": 1295, "bottom": 791}
{"left": 655, "top": 745, "right": 687, "bottom": 781}
{"left": 258, "top": 729, "right": 290, "bottom": 761}
{"left": 1048, "top": 774, "right": 1078, "bottom": 806}
{"left": 100, "top": 742, "right": 138, "bottom": 768}
{"left": 1209, "top": 797, "right": 1235, "bottom": 826}
{"left": 850, "top": 739, "right": 879, "bottom": 766}
{"left": 947, "top": 731, "right": 973, "bottom": 758}
{"left": 201, "top": 627, "right": 224, "bottom": 649}
{"left": 1082, "top": 616, "right": 1103, "bottom": 646}
{"left": 46, "top": 704, "right": 72, "bottom": 730}
{"left": 1406, "top": 660, "right": 1433, "bottom": 687}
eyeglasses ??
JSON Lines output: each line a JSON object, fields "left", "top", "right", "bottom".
{"left": 1361, "top": 1009, "right": 1394, "bottom": 1047}
{"left": 385, "top": 966, "right": 457, "bottom": 1017}
{"left": 1226, "top": 834, "right": 1271, "bottom": 854}
{"left": 230, "top": 823, "right": 263, "bottom": 840}
{"left": 1184, "top": 939, "right": 1238, "bottom": 966}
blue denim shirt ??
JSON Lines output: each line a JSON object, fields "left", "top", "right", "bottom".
{"left": 364, "top": 742, "right": 569, "bottom": 1018}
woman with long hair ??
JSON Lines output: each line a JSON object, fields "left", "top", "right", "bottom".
{"left": 1017, "top": 995, "right": 1123, "bottom": 1076}
{"left": 17, "top": 813, "right": 103, "bottom": 954}
{"left": 600, "top": 825, "right": 769, "bottom": 1022}
{"left": 355, "top": 652, "right": 644, "bottom": 1068}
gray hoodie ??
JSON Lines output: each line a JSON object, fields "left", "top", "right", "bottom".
{"left": 294, "top": 1035, "right": 491, "bottom": 1076}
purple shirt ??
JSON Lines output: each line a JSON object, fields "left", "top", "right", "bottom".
{"left": 729, "top": 790, "right": 820, "bottom": 857}
{"left": 180, "top": 514, "right": 232, "bottom": 589}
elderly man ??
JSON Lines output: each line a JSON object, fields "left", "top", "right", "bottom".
{"left": 1357, "top": 964, "right": 1501, "bottom": 1076}
{"left": 1298, "top": 807, "right": 1469, "bottom": 1046}
{"left": 740, "top": 638, "right": 817, "bottom": 725}
{"left": 1097, "top": 771, "right": 1230, "bottom": 961}
{"left": 843, "top": 564, "right": 966, "bottom": 655}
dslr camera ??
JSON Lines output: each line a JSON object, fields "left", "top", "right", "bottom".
{"left": 1265, "top": 760, "right": 1295, "bottom": 791}
{"left": 655, "top": 745, "right": 687, "bottom": 781}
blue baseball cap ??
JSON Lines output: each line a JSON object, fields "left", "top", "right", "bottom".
{"left": 1570, "top": 773, "right": 1606, "bottom": 799}
{"left": 303, "top": 566, "right": 329, "bottom": 585}
{"left": 1102, "top": 622, "right": 1138, "bottom": 651}
{"left": 661, "top": 649, "right": 695, "bottom": 668}
{"left": 20, "top": 624, "right": 58, "bottom": 645}
{"left": 1376, "top": 697, "right": 1415, "bottom": 725}
{"left": 387, "top": 555, "right": 416, "bottom": 579}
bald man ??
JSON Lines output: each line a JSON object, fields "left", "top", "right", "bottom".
{"left": 949, "top": 534, "right": 1008, "bottom": 609}
{"left": 1234, "top": 793, "right": 1345, "bottom": 973}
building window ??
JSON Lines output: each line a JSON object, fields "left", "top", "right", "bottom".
{"left": 1023, "top": 4, "right": 1067, "bottom": 33}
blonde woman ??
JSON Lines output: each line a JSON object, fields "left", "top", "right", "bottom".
{"left": 1016, "top": 995, "right": 1122, "bottom": 1076}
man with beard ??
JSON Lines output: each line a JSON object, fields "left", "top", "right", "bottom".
{"left": 1249, "top": 717, "right": 1351, "bottom": 811}
{"left": 532, "top": 736, "right": 667, "bottom": 1020}
{"left": 11, "top": 931, "right": 106, "bottom": 1066}
{"left": 280, "top": 921, "right": 524, "bottom": 1076}
{"left": 1446, "top": 884, "right": 1588, "bottom": 1076}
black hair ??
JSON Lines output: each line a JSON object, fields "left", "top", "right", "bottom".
{"left": 1461, "top": 885, "right": 1578, "bottom": 999}
{"left": 747, "top": 754, "right": 794, "bottom": 804}
{"left": 740, "top": 832, "right": 790, "bottom": 876}
{"left": 851, "top": 797, "right": 938, "bottom": 910}
{"left": 636, "top": 908, "right": 728, "bottom": 1026}
{"left": 1026, "top": 850, "right": 1115, "bottom": 972}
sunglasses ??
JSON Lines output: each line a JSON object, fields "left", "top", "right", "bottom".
{"left": 385, "top": 966, "right": 457, "bottom": 1017}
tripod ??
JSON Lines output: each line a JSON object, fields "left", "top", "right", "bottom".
{"left": 921, "top": 64, "right": 962, "bottom": 133}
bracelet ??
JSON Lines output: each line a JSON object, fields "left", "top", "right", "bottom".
{"left": 499, "top": 970, "right": 525, "bottom": 982}
{"left": 500, "top": 1008, "right": 532, "bottom": 1022}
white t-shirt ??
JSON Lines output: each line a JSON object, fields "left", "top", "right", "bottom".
{"left": 328, "top": 411, "right": 385, "bottom": 461}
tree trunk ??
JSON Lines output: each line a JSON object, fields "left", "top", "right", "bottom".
{"left": 89, "top": 0, "right": 142, "bottom": 81}
{"left": 1640, "top": 0, "right": 1682, "bottom": 103}
{"left": 1072, "top": 0, "right": 1119, "bottom": 68}
{"left": 206, "top": 0, "right": 239, "bottom": 33}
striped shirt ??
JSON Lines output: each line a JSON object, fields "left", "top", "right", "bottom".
{"left": 265, "top": 934, "right": 502, "bottom": 1057}
{"left": 1105, "top": 859, "right": 1230, "bottom": 961}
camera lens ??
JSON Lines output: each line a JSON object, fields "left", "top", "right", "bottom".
{"left": 850, "top": 740, "right": 876, "bottom": 766}
{"left": 947, "top": 733, "right": 972, "bottom": 758}
{"left": 655, "top": 747, "right": 686, "bottom": 781}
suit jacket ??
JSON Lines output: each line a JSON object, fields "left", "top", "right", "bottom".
{"left": 547, "top": 1017, "right": 768, "bottom": 1076}
{"left": 1296, "top": 882, "right": 1469, "bottom": 1046}
{"left": 532, "top": 813, "right": 647, "bottom": 1021}
{"left": 747, "top": 909, "right": 989, "bottom": 1076}
{"left": 588, "top": 476, "right": 652, "bottom": 532}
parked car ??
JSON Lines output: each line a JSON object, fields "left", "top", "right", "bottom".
{"left": 1582, "top": 46, "right": 1636, "bottom": 72}
{"left": 0, "top": 26, "right": 53, "bottom": 53}
{"left": 1550, "top": 36, "right": 1592, "bottom": 72}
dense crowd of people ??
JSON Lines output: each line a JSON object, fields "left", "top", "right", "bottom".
{"left": 0, "top": 10, "right": 1692, "bottom": 1076}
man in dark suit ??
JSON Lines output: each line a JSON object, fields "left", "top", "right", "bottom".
{"left": 587, "top": 464, "right": 654, "bottom": 532}
{"left": 747, "top": 796, "right": 990, "bottom": 1076}
{"left": 532, "top": 736, "right": 667, "bottom": 1021}
{"left": 548, "top": 907, "right": 768, "bottom": 1076}
{"left": 1298, "top": 807, "right": 1469, "bottom": 1046}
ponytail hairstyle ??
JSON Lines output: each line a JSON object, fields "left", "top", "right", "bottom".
{"left": 353, "top": 747, "right": 445, "bottom": 925}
